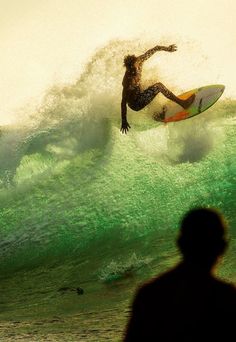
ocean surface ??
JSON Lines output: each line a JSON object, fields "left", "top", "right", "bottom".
{"left": 0, "top": 40, "right": 235, "bottom": 341}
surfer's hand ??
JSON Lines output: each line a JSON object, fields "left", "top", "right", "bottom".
{"left": 120, "top": 120, "right": 131, "bottom": 134}
{"left": 167, "top": 44, "right": 177, "bottom": 52}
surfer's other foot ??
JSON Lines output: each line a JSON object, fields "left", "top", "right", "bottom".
{"left": 182, "top": 94, "right": 195, "bottom": 109}
{"left": 153, "top": 105, "right": 167, "bottom": 121}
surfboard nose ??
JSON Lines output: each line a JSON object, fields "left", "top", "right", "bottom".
{"left": 215, "top": 84, "right": 225, "bottom": 93}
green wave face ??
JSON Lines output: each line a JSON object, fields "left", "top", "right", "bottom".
{"left": 0, "top": 41, "right": 235, "bottom": 333}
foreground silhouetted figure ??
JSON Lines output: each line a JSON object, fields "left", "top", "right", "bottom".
{"left": 124, "top": 208, "right": 236, "bottom": 341}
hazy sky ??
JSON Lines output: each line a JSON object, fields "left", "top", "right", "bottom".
{"left": 0, "top": 0, "right": 235, "bottom": 124}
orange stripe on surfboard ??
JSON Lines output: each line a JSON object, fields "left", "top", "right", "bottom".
{"left": 164, "top": 110, "right": 189, "bottom": 123}
{"left": 178, "top": 92, "right": 195, "bottom": 100}
{"left": 163, "top": 92, "right": 194, "bottom": 122}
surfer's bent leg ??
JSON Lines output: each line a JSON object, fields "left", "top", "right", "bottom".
{"left": 147, "top": 83, "right": 185, "bottom": 106}
{"left": 131, "top": 83, "right": 184, "bottom": 110}
{"left": 142, "top": 83, "right": 195, "bottom": 109}
{"left": 129, "top": 85, "right": 161, "bottom": 111}
{"left": 129, "top": 83, "right": 195, "bottom": 111}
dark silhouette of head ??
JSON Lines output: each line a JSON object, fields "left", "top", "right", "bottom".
{"left": 123, "top": 55, "right": 136, "bottom": 69}
{"left": 177, "top": 207, "right": 228, "bottom": 269}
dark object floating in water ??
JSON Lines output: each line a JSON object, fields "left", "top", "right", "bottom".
{"left": 58, "top": 286, "right": 84, "bottom": 295}
{"left": 76, "top": 287, "right": 84, "bottom": 295}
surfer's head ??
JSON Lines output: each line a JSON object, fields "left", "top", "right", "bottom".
{"left": 177, "top": 207, "right": 228, "bottom": 269}
{"left": 123, "top": 55, "right": 136, "bottom": 69}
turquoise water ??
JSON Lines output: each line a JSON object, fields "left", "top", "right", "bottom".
{"left": 0, "top": 40, "right": 235, "bottom": 340}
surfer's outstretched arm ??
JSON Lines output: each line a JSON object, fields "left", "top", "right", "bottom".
{"left": 120, "top": 90, "right": 131, "bottom": 134}
{"left": 137, "top": 44, "right": 177, "bottom": 63}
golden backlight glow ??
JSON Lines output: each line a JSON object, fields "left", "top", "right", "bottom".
{"left": 0, "top": 0, "right": 235, "bottom": 124}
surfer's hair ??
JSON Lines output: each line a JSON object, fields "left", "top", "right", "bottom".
{"left": 123, "top": 55, "right": 136, "bottom": 68}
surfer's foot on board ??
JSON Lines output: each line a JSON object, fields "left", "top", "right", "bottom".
{"left": 181, "top": 94, "right": 195, "bottom": 109}
{"left": 153, "top": 105, "right": 167, "bottom": 121}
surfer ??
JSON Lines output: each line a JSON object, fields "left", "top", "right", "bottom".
{"left": 121, "top": 44, "right": 195, "bottom": 133}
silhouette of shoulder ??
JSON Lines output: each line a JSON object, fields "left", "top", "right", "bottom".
{"left": 124, "top": 265, "right": 236, "bottom": 341}
{"left": 135, "top": 265, "right": 236, "bottom": 312}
